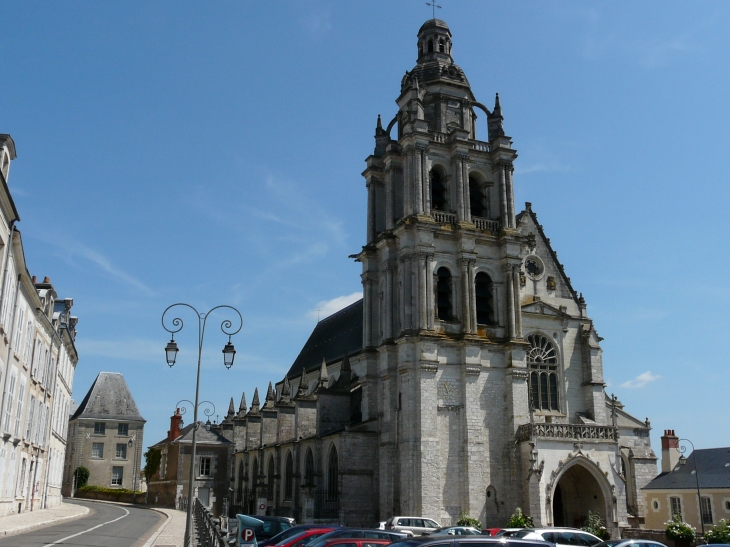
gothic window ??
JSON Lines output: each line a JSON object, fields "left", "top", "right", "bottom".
{"left": 527, "top": 334, "right": 560, "bottom": 412}
{"left": 327, "top": 446, "right": 338, "bottom": 500}
{"left": 475, "top": 272, "right": 495, "bottom": 325}
{"left": 267, "top": 457, "right": 275, "bottom": 500}
{"left": 430, "top": 168, "right": 447, "bottom": 211}
{"left": 284, "top": 452, "right": 293, "bottom": 500}
{"left": 237, "top": 461, "right": 244, "bottom": 503}
{"left": 436, "top": 267, "right": 453, "bottom": 321}
{"left": 469, "top": 176, "right": 486, "bottom": 218}
{"left": 304, "top": 448, "right": 314, "bottom": 486}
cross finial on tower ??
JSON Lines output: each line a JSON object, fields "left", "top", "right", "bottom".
{"left": 426, "top": 1, "right": 441, "bottom": 20}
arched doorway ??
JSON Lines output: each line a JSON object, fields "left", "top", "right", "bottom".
{"left": 552, "top": 461, "right": 609, "bottom": 528}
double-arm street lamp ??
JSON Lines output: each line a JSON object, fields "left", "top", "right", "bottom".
{"left": 677, "top": 438, "right": 705, "bottom": 536}
{"left": 162, "top": 304, "right": 242, "bottom": 547}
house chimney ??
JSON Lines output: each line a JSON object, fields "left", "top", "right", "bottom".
{"left": 661, "top": 429, "right": 680, "bottom": 473}
{"left": 168, "top": 408, "right": 183, "bottom": 441}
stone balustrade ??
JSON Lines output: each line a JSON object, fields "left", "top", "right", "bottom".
{"left": 431, "top": 210, "right": 457, "bottom": 225}
{"left": 472, "top": 140, "right": 489, "bottom": 152}
{"left": 473, "top": 217, "right": 499, "bottom": 232}
{"left": 516, "top": 423, "right": 618, "bottom": 443}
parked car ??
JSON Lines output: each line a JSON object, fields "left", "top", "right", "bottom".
{"left": 513, "top": 528, "right": 602, "bottom": 547}
{"left": 593, "top": 540, "right": 667, "bottom": 547}
{"left": 492, "top": 529, "right": 526, "bottom": 538}
{"left": 385, "top": 517, "right": 441, "bottom": 536}
{"left": 260, "top": 526, "right": 342, "bottom": 547}
{"left": 424, "top": 527, "right": 481, "bottom": 536}
{"left": 278, "top": 528, "right": 341, "bottom": 547}
{"left": 234, "top": 515, "right": 296, "bottom": 543}
{"left": 386, "top": 535, "right": 551, "bottom": 547}
{"left": 318, "top": 540, "right": 393, "bottom": 547}
{"left": 310, "top": 528, "right": 407, "bottom": 547}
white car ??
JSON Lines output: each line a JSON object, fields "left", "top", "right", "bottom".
{"left": 513, "top": 528, "right": 603, "bottom": 547}
{"left": 385, "top": 516, "right": 441, "bottom": 536}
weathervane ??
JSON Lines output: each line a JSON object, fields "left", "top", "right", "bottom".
{"left": 426, "top": 1, "right": 441, "bottom": 20}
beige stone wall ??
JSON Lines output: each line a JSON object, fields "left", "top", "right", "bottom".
{"left": 643, "top": 488, "right": 730, "bottom": 531}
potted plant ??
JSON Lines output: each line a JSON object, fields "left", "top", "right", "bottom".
{"left": 705, "top": 518, "right": 730, "bottom": 544}
{"left": 665, "top": 513, "right": 696, "bottom": 547}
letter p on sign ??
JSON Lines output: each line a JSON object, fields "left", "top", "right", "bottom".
{"left": 242, "top": 528, "right": 255, "bottom": 543}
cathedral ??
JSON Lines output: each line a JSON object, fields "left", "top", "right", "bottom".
{"left": 216, "top": 19, "right": 657, "bottom": 535}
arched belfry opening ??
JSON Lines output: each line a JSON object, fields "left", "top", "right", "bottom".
{"left": 552, "top": 460, "right": 610, "bottom": 529}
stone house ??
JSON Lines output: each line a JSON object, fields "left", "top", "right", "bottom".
{"left": 147, "top": 408, "right": 232, "bottom": 517}
{"left": 642, "top": 430, "right": 730, "bottom": 532}
{"left": 62, "top": 372, "right": 145, "bottom": 494}
{"left": 218, "top": 19, "right": 657, "bottom": 535}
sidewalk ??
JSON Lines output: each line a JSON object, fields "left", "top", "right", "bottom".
{"left": 144, "top": 508, "right": 186, "bottom": 547}
{"left": 0, "top": 502, "right": 89, "bottom": 536}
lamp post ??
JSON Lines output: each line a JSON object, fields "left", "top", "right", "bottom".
{"left": 162, "top": 304, "right": 242, "bottom": 547}
{"left": 677, "top": 438, "right": 704, "bottom": 536}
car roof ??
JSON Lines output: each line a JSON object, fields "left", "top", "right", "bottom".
{"left": 392, "top": 537, "right": 551, "bottom": 545}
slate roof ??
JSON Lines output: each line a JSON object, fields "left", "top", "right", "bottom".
{"left": 643, "top": 448, "right": 730, "bottom": 490}
{"left": 71, "top": 372, "right": 145, "bottom": 422}
{"left": 286, "top": 299, "right": 363, "bottom": 379}
{"left": 153, "top": 422, "right": 232, "bottom": 447}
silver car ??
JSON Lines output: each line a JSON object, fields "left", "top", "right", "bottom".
{"left": 385, "top": 517, "right": 441, "bottom": 536}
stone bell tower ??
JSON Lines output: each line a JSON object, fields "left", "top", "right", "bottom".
{"left": 356, "top": 18, "right": 529, "bottom": 522}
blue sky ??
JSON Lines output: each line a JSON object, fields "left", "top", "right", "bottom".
{"left": 2, "top": 2, "right": 728, "bottom": 456}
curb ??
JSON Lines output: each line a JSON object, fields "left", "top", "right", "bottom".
{"left": 0, "top": 504, "right": 90, "bottom": 537}
{"left": 141, "top": 509, "right": 173, "bottom": 547}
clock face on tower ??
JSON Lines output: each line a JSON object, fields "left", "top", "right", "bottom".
{"left": 524, "top": 255, "right": 544, "bottom": 279}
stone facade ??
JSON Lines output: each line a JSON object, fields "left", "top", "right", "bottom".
{"left": 0, "top": 134, "right": 79, "bottom": 516}
{"left": 217, "top": 19, "right": 657, "bottom": 536}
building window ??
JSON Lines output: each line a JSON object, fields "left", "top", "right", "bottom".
{"left": 200, "top": 457, "right": 211, "bottom": 477}
{"left": 267, "top": 457, "right": 275, "bottom": 500}
{"left": 469, "top": 176, "right": 486, "bottom": 218}
{"left": 111, "top": 466, "right": 123, "bottom": 486}
{"left": 304, "top": 449, "right": 314, "bottom": 486}
{"left": 700, "top": 497, "right": 713, "bottom": 525}
{"left": 92, "top": 442, "right": 104, "bottom": 459}
{"left": 430, "top": 169, "right": 447, "bottom": 211}
{"left": 284, "top": 452, "right": 293, "bottom": 500}
{"left": 527, "top": 333, "right": 560, "bottom": 412}
{"left": 115, "top": 443, "right": 127, "bottom": 459}
{"left": 327, "top": 446, "right": 339, "bottom": 501}
{"left": 117, "top": 423, "right": 128, "bottom": 436}
{"left": 475, "top": 272, "right": 495, "bottom": 325}
{"left": 436, "top": 267, "right": 453, "bottom": 321}
{"left": 670, "top": 496, "right": 682, "bottom": 519}
{"left": 94, "top": 422, "right": 106, "bottom": 435}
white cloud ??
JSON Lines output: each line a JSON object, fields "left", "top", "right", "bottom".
{"left": 307, "top": 291, "right": 362, "bottom": 321}
{"left": 621, "top": 371, "right": 660, "bottom": 389}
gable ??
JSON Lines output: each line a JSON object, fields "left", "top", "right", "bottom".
{"left": 522, "top": 300, "right": 568, "bottom": 318}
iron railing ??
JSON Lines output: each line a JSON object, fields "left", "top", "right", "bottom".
{"left": 194, "top": 497, "right": 228, "bottom": 547}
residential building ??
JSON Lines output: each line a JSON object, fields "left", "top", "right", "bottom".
{"left": 219, "top": 19, "right": 657, "bottom": 535}
{"left": 0, "top": 134, "right": 78, "bottom": 515}
{"left": 642, "top": 430, "right": 730, "bottom": 531}
{"left": 147, "top": 408, "right": 232, "bottom": 516}
{"left": 62, "top": 372, "right": 145, "bottom": 494}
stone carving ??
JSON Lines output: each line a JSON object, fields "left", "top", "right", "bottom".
{"left": 546, "top": 276, "right": 556, "bottom": 291}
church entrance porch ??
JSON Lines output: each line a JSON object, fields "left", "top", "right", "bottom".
{"left": 552, "top": 462, "right": 608, "bottom": 528}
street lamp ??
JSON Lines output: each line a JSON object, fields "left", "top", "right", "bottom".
{"left": 677, "top": 438, "right": 705, "bottom": 536}
{"left": 162, "top": 303, "right": 242, "bottom": 547}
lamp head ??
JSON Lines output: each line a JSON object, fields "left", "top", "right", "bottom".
{"left": 165, "top": 338, "right": 179, "bottom": 367}
{"left": 222, "top": 340, "right": 236, "bottom": 369}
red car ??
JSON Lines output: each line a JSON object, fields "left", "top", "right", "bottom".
{"left": 319, "top": 540, "right": 392, "bottom": 547}
{"left": 277, "top": 528, "right": 340, "bottom": 547}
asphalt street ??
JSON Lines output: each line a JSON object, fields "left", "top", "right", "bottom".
{"left": 0, "top": 500, "right": 163, "bottom": 547}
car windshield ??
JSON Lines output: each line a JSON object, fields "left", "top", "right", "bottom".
{"left": 593, "top": 542, "right": 625, "bottom": 547}
{"left": 271, "top": 529, "right": 309, "bottom": 544}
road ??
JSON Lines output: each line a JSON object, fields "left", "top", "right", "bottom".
{"left": 0, "top": 500, "right": 163, "bottom": 547}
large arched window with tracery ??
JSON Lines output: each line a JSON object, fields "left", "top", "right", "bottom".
{"left": 326, "top": 446, "right": 339, "bottom": 500}
{"left": 284, "top": 452, "right": 293, "bottom": 500}
{"left": 266, "top": 457, "right": 275, "bottom": 501}
{"left": 527, "top": 333, "right": 560, "bottom": 411}
{"left": 304, "top": 448, "right": 314, "bottom": 486}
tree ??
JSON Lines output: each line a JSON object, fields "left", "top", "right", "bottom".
{"left": 581, "top": 511, "right": 610, "bottom": 540}
{"left": 507, "top": 507, "right": 534, "bottom": 528}
{"left": 75, "top": 466, "right": 90, "bottom": 489}
{"left": 143, "top": 447, "right": 162, "bottom": 484}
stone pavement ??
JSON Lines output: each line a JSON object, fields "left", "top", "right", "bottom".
{"left": 143, "top": 508, "right": 187, "bottom": 547}
{"left": 0, "top": 501, "right": 89, "bottom": 536}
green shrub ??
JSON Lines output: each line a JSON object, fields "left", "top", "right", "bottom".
{"left": 581, "top": 511, "right": 610, "bottom": 540}
{"left": 705, "top": 518, "right": 730, "bottom": 544}
{"left": 75, "top": 466, "right": 90, "bottom": 488}
{"left": 78, "top": 485, "right": 142, "bottom": 495}
{"left": 507, "top": 507, "right": 534, "bottom": 528}
{"left": 665, "top": 513, "right": 696, "bottom": 542}
{"left": 457, "top": 511, "right": 482, "bottom": 530}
